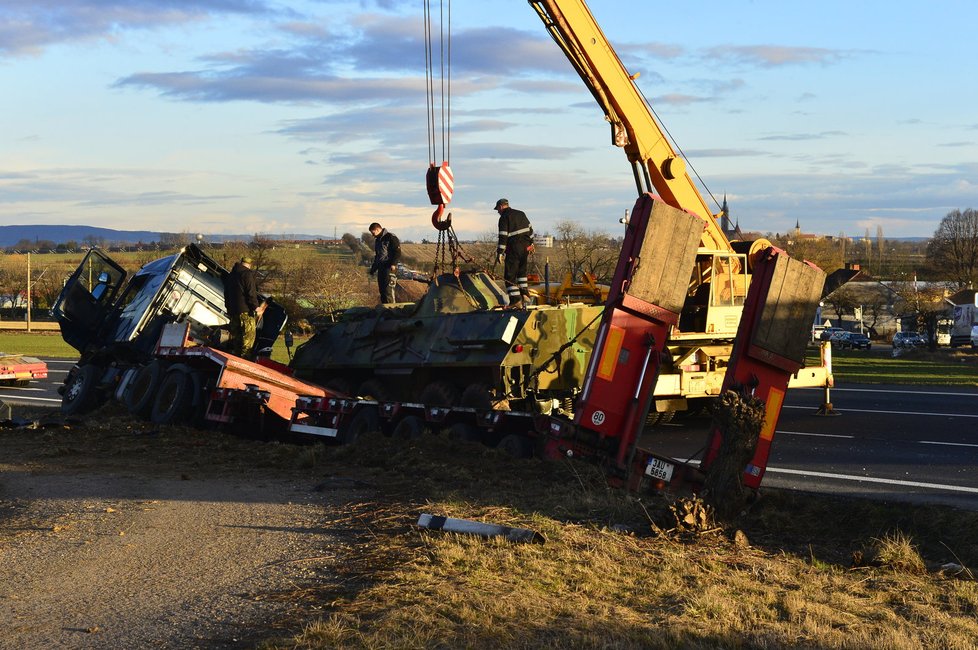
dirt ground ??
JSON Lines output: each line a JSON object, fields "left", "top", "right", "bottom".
{"left": 0, "top": 407, "right": 366, "bottom": 650}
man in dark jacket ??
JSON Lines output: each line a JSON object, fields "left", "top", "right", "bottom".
{"left": 224, "top": 256, "right": 260, "bottom": 356}
{"left": 368, "top": 222, "right": 401, "bottom": 304}
{"left": 494, "top": 198, "right": 533, "bottom": 308}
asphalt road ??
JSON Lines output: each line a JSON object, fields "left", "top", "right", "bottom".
{"left": 5, "top": 360, "right": 978, "bottom": 508}
{"left": 0, "top": 357, "right": 74, "bottom": 411}
{"left": 651, "top": 382, "right": 978, "bottom": 510}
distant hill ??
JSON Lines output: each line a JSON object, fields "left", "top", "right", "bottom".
{"left": 0, "top": 225, "right": 330, "bottom": 248}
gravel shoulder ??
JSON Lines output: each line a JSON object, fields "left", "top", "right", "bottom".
{"left": 0, "top": 409, "right": 365, "bottom": 649}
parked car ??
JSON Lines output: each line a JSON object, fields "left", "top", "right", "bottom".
{"left": 837, "top": 331, "right": 871, "bottom": 350}
{"left": 828, "top": 330, "right": 848, "bottom": 344}
{"left": 971, "top": 325, "right": 978, "bottom": 349}
{"left": 819, "top": 327, "right": 844, "bottom": 341}
{"left": 893, "top": 331, "right": 926, "bottom": 349}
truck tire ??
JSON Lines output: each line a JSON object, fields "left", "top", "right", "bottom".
{"left": 150, "top": 370, "right": 195, "bottom": 425}
{"left": 124, "top": 361, "right": 165, "bottom": 419}
{"left": 341, "top": 406, "right": 380, "bottom": 444}
{"left": 61, "top": 364, "right": 102, "bottom": 416}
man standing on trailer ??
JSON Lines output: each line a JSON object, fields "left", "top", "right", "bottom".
{"left": 494, "top": 198, "right": 534, "bottom": 309}
{"left": 224, "top": 256, "right": 260, "bottom": 357}
{"left": 368, "top": 222, "right": 402, "bottom": 304}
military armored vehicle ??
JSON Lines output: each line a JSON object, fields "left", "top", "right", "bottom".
{"left": 289, "top": 270, "right": 603, "bottom": 414}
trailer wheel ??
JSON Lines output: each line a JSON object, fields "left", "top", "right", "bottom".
{"left": 150, "top": 370, "right": 195, "bottom": 425}
{"left": 342, "top": 406, "right": 380, "bottom": 444}
{"left": 497, "top": 434, "right": 534, "bottom": 459}
{"left": 124, "top": 361, "right": 165, "bottom": 418}
{"left": 392, "top": 415, "right": 429, "bottom": 441}
{"left": 419, "top": 380, "right": 460, "bottom": 407}
{"left": 61, "top": 364, "right": 102, "bottom": 416}
{"left": 446, "top": 422, "right": 483, "bottom": 444}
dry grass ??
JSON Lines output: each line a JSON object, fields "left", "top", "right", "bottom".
{"left": 258, "top": 430, "right": 978, "bottom": 650}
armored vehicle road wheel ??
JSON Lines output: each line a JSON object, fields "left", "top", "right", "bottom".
{"left": 61, "top": 364, "right": 102, "bottom": 416}
{"left": 392, "top": 415, "right": 429, "bottom": 440}
{"left": 324, "top": 377, "right": 355, "bottom": 397}
{"left": 341, "top": 406, "right": 380, "bottom": 444}
{"left": 151, "top": 370, "right": 195, "bottom": 425}
{"left": 124, "top": 360, "right": 166, "bottom": 418}
{"left": 419, "top": 380, "right": 460, "bottom": 407}
{"left": 460, "top": 383, "right": 492, "bottom": 410}
{"left": 357, "top": 379, "right": 390, "bottom": 401}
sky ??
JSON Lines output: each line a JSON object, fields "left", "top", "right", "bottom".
{"left": 2, "top": 0, "right": 977, "bottom": 243}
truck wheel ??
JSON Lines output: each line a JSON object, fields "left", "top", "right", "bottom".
{"left": 61, "top": 364, "right": 102, "bottom": 416}
{"left": 150, "top": 370, "right": 194, "bottom": 425}
{"left": 342, "top": 406, "right": 380, "bottom": 444}
{"left": 124, "top": 361, "right": 165, "bottom": 419}
{"left": 419, "top": 380, "right": 460, "bottom": 407}
{"left": 392, "top": 415, "right": 429, "bottom": 441}
{"left": 496, "top": 434, "right": 534, "bottom": 459}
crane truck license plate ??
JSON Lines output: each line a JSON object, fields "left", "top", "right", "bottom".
{"left": 645, "top": 457, "right": 674, "bottom": 482}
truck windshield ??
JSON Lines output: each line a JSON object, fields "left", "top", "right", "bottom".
{"left": 108, "top": 256, "right": 176, "bottom": 342}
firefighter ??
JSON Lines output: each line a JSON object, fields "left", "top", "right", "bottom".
{"left": 368, "top": 222, "right": 402, "bottom": 304}
{"left": 494, "top": 198, "right": 534, "bottom": 308}
{"left": 224, "top": 256, "right": 260, "bottom": 357}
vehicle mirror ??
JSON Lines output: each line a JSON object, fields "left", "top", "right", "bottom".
{"left": 284, "top": 330, "right": 294, "bottom": 348}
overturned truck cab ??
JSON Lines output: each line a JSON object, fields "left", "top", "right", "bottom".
{"left": 51, "top": 244, "right": 286, "bottom": 416}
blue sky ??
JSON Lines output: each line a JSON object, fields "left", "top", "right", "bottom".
{"left": 2, "top": 1, "right": 976, "bottom": 242}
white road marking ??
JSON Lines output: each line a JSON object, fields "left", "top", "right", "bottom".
{"left": 0, "top": 396, "right": 60, "bottom": 403}
{"left": 767, "top": 467, "right": 978, "bottom": 494}
{"left": 795, "top": 386, "right": 978, "bottom": 397}
{"left": 680, "top": 458, "right": 978, "bottom": 494}
{"left": 780, "top": 430, "right": 854, "bottom": 440}
{"left": 780, "top": 429, "right": 978, "bottom": 449}
{"left": 919, "top": 440, "right": 978, "bottom": 449}
{"left": 783, "top": 404, "right": 978, "bottom": 418}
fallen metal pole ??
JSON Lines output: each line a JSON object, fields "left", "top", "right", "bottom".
{"left": 417, "top": 513, "right": 545, "bottom": 544}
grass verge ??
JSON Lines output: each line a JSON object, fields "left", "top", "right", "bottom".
{"left": 0, "top": 331, "right": 76, "bottom": 358}
{"left": 810, "top": 345, "right": 978, "bottom": 387}
{"left": 257, "top": 431, "right": 978, "bottom": 650}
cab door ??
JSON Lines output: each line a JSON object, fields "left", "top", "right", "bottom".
{"left": 51, "top": 249, "right": 127, "bottom": 353}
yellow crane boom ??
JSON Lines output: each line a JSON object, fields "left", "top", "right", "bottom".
{"left": 529, "top": 0, "right": 731, "bottom": 254}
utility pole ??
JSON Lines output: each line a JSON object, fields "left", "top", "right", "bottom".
{"left": 26, "top": 252, "right": 31, "bottom": 332}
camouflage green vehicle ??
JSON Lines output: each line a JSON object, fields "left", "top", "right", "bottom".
{"left": 289, "top": 271, "right": 603, "bottom": 414}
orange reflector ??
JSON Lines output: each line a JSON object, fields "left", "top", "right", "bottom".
{"left": 760, "top": 387, "right": 784, "bottom": 441}
{"left": 597, "top": 325, "right": 625, "bottom": 381}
